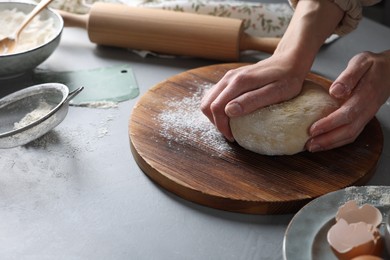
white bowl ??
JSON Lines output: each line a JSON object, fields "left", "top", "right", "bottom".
{"left": 0, "top": 1, "right": 63, "bottom": 78}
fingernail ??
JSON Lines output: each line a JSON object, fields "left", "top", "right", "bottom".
{"left": 310, "top": 124, "right": 323, "bottom": 137}
{"left": 308, "top": 140, "right": 323, "bottom": 152}
{"left": 225, "top": 134, "right": 235, "bottom": 142}
{"left": 226, "top": 102, "right": 242, "bottom": 117}
{"left": 330, "top": 83, "right": 349, "bottom": 98}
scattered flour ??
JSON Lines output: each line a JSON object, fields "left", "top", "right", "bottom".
{"left": 21, "top": 111, "right": 117, "bottom": 156}
{"left": 97, "top": 114, "right": 114, "bottom": 138}
{"left": 344, "top": 186, "right": 390, "bottom": 206}
{"left": 71, "top": 101, "right": 119, "bottom": 109}
{"left": 156, "top": 83, "right": 232, "bottom": 154}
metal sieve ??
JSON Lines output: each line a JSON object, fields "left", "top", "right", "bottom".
{"left": 0, "top": 83, "right": 83, "bottom": 148}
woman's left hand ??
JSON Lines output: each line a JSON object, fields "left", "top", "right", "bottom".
{"left": 307, "top": 50, "right": 390, "bottom": 152}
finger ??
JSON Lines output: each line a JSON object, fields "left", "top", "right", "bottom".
{"left": 307, "top": 106, "right": 370, "bottom": 152}
{"left": 309, "top": 104, "right": 358, "bottom": 138}
{"left": 306, "top": 123, "right": 366, "bottom": 152}
{"left": 212, "top": 112, "right": 234, "bottom": 142}
{"left": 209, "top": 81, "right": 260, "bottom": 141}
{"left": 330, "top": 52, "right": 373, "bottom": 99}
{"left": 202, "top": 66, "right": 280, "bottom": 140}
{"left": 311, "top": 76, "right": 380, "bottom": 139}
{"left": 201, "top": 76, "right": 233, "bottom": 124}
{"left": 308, "top": 96, "right": 376, "bottom": 151}
{"left": 200, "top": 66, "right": 263, "bottom": 123}
{"left": 201, "top": 91, "right": 232, "bottom": 141}
{"left": 225, "top": 79, "right": 302, "bottom": 117}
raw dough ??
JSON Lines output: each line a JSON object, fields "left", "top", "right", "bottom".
{"left": 230, "top": 80, "right": 339, "bottom": 155}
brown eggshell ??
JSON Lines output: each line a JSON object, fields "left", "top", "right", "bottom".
{"left": 327, "top": 218, "right": 382, "bottom": 260}
{"left": 327, "top": 200, "right": 384, "bottom": 260}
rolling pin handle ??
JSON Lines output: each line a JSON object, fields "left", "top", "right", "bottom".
{"left": 239, "top": 33, "right": 280, "bottom": 54}
{"left": 57, "top": 10, "right": 88, "bottom": 29}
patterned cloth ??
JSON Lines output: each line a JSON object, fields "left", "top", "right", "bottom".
{"left": 44, "top": 0, "right": 382, "bottom": 37}
{"left": 126, "top": 0, "right": 293, "bottom": 37}
{"left": 49, "top": 0, "right": 293, "bottom": 37}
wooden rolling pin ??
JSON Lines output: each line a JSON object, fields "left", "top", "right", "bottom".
{"left": 58, "top": 3, "right": 281, "bottom": 61}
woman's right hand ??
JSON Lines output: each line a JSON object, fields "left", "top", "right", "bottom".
{"left": 201, "top": 0, "right": 345, "bottom": 142}
{"left": 200, "top": 52, "right": 308, "bottom": 141}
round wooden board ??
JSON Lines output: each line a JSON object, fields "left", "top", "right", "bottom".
{"left": 129, "top": 63, "right": 383, "bottom": 215}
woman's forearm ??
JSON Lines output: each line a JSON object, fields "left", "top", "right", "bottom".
{"left": 275, "top": 0, "right": 344, "bottom": 74}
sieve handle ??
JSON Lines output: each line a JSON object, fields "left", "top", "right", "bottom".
{"left": 65, "top": 87, "right": 84, "bottom": 103}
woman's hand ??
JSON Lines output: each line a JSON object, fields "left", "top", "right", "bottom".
{"left": 201, "top": 0, "right": 345, "bottom": 145}
{"left": 200, "top": 53, "right": 307, "bottom": 141}
{"left": 307, "top": 50, "right": 390, "bottom": 152}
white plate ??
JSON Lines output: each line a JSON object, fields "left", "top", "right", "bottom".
{"left": 283, "top": 186, "right": 390, "bottom": 260}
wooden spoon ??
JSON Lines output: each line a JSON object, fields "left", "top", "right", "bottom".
{"left": 0, "top": 0, "right": 55, "bottom": 54}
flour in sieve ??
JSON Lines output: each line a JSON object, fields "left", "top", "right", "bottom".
{"left": 13, "top": 101, "right": 53, "bottom": 130}
{"left": 157, "top": 83, "right": 232, "bottom": 154}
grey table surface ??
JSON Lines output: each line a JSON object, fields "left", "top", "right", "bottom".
{"left": 0, "top": 17, "right": 389, "bottom": 260}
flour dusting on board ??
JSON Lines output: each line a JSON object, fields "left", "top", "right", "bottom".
{"left": 157, "top": 82, "right": 232, "bottom": 154}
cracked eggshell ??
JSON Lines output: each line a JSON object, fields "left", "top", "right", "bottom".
{"left": 327, "top": 200, "right": 383, "bottom": 260}
{"left": 327, "top": 219, "right": 383, "bottom": 260}
{"left": 336, "top": 200, "right": 382, "bottom": 226}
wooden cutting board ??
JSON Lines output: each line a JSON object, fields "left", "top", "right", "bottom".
{"left": 129, "top": 63, "right": 383, "bottom": 214}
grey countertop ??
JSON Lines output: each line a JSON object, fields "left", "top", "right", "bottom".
{"left": 0, "top": 17, "right": 389, "bottom": 260}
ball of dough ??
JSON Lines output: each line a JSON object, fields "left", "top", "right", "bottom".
{"left": 230, "top": 81, "right": 339, "bottom": 155}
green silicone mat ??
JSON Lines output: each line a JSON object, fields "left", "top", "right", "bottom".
{"left": 33, "top": 64, "right": 139, "bottom": 105}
